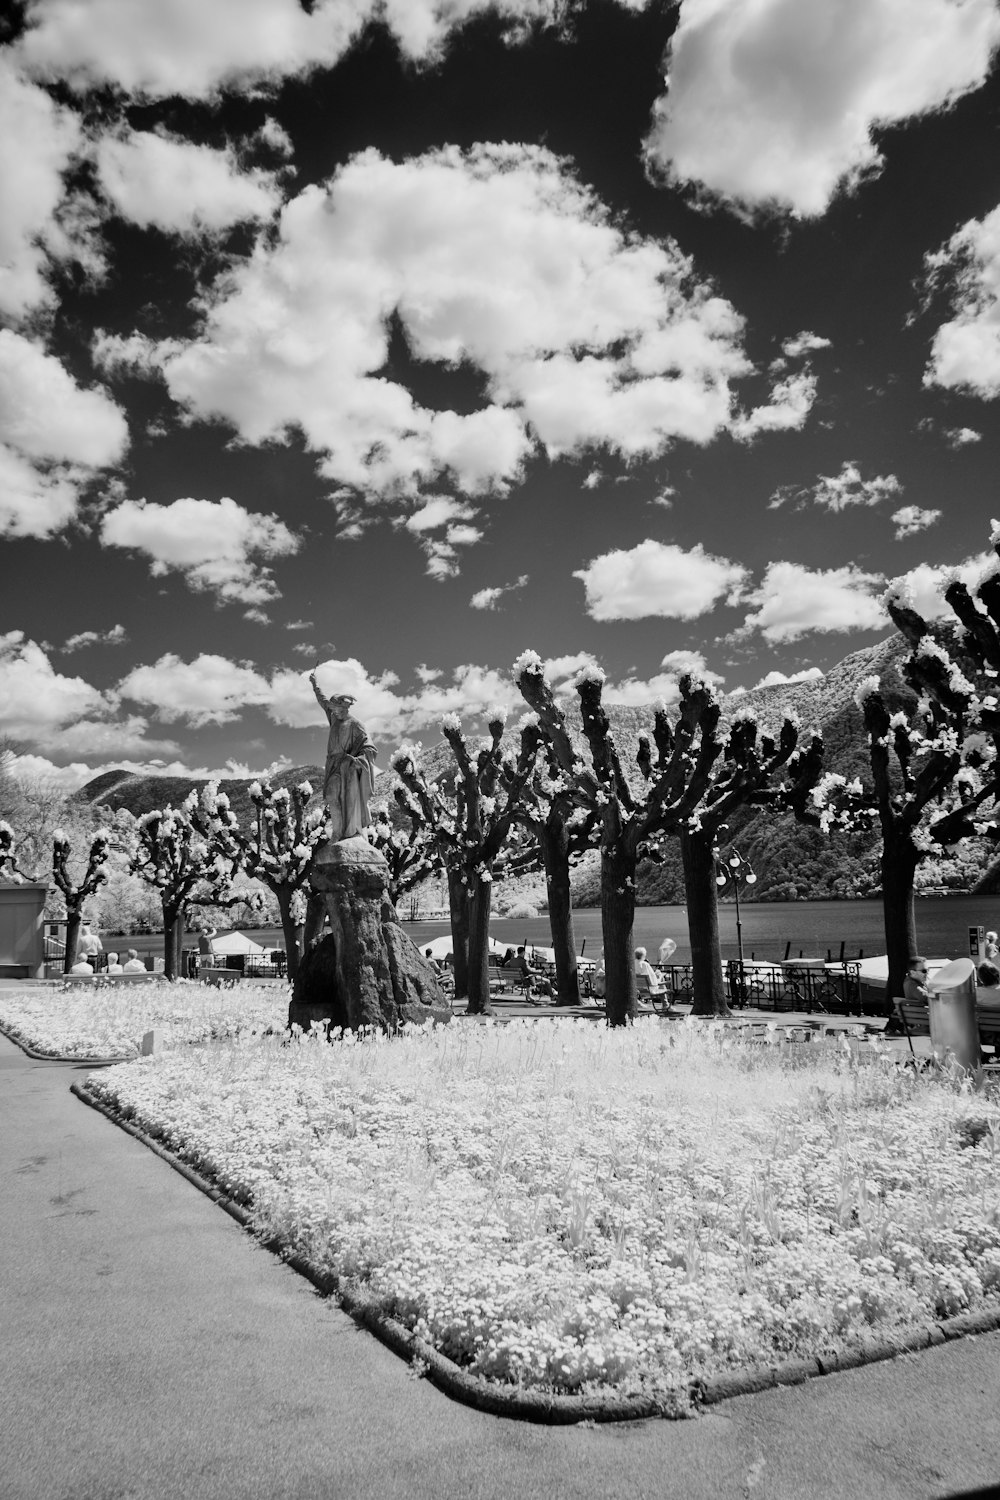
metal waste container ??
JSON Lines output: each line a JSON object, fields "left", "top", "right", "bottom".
{"left": 927, "top": 957, "right": 981, "bottom": 1070}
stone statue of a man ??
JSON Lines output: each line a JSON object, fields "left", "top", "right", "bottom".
{"left": 310, "top": 671, "right": 377, "bottom": 841}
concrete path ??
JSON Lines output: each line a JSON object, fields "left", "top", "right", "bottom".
{"left": 2, "top": 1031, "right": 999, "bottom": 1500}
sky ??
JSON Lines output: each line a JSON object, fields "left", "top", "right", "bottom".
{"left": 3, "top": 0, "right": 1000, "bottom": 792}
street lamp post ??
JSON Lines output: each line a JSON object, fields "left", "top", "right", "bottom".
{"left": 716, "top": 847, "right": 757, "bottom": 1006}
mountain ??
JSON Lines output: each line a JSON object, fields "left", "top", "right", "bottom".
{"left": 74, "top": 765, "right": 324, "bottom": 826}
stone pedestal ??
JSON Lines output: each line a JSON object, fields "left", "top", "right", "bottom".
{"left": 289, "top": 837, "right": 451, "bottom": 1034}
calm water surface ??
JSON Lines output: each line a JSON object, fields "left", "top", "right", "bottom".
{"left": 408, "top": 894, "right": 1000, "bottom": 964}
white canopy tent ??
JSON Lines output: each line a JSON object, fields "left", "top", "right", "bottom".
{"left": 209, "top": 931, "right": 266, "bottom": 956}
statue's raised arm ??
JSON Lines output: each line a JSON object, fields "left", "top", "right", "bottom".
{"left": 311, "top": 672, "right": 377, "bottom": 841}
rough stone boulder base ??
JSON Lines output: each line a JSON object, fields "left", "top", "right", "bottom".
{"left": 289, "top": 836, "right": 451, "bottom": 1033}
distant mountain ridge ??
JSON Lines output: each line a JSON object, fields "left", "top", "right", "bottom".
{"left": 74, "top": 632, "right": 987, "bottom": 902}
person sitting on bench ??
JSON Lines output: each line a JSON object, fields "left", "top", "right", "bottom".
{"left": 634, "top": 947, "right": 666, "bottom": 996}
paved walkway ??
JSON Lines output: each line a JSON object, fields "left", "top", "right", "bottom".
{"left": 2, "top": 1031, "right": 999, "bottom": 1500}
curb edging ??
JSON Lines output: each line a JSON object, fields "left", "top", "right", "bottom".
{"left": 0, "top": 1017, "right": 130, "bottom": 1066}
{"left": 69, "top": 1076, "right": 1000, "bottom": 1425}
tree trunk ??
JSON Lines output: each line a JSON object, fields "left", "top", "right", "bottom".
{"left": 162, "top": 901, "right": 185, "bottom": 980}
{"left": 601, "top": 843, "right": 638, "bottom": 1027}
{"left": 63, "top": 909, "right": 82, "bottom": 974}
{"left": 682, "top": 830, "right": 730, "bottom": 1017}
{"left": 465, "top": 874, "right": 494, "bottom": 1015}
{"left": 274, "top": 885, "right": 301, "bottom": 980}
{"left": 542, "top": 816, "right": 579, "bottom": 1005}
{"left": 447, "top": 866, "right": 469, "bottom": 998}
{"left": 881, "top": 828, "right": 919, "bottom": 1017}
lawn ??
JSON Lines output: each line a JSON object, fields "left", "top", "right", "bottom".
{"left": 0, "top": 978, "right": 288, "bottom": 1058}
{"left": 74, "top": 1013, "right": 1000, "bottom": 1407}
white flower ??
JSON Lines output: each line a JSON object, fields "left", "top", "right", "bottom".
{"left": 248, "top": 781, "right": 263, "bottom": 800}
{"left": 485, "top": 703, "right": 508, "bottom": 727}
{"left": 297, "top": 781, "right": 313, "bottom": 798}
{"left": 574, "top": 664, "right": 606, "bottom": 689}
{"left": 441, "top": 712, "right": 463, "bottom": 733}
{"left": 512, "top": 649, "right": 543, "bottom": 678}
{"left": 854, "top": 676, "right": 881, "bottom": 709}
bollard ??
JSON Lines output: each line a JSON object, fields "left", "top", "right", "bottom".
{"left": 926, "top": 957, "right": 981, "bottom": 1071}
{"left": 140, "top": 1028, "right": 164, "bottom": 1056}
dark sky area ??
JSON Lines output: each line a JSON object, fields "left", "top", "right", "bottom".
{"left": 2, "top": 0, "right": 1000, "bottom": 786}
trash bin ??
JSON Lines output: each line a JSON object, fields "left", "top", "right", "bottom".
{"left": 927, "top": 957, "right": 981, "bottom": 1070}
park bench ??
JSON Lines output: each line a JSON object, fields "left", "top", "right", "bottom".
{"left": 977, "top": 1009, "right": 1000, "bottom": 1064}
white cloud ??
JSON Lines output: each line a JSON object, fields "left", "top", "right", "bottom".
{"left": 889, "top": 552, "right": 994, "bottom": 621}
{"left": 0, "top": 444, "right": 80, "bottom": 539}
{"left": 62, "top": 624, "right": 127, "bottom": 652}
{"left": 93, "top": 128, "right": 283, "bottom": 234}
{"left": 0, "top": 631, "right": 114, "bottom": 741}
{"left": 470, "top": 574, "right": 529, "bottom": 610}
{"left": 892, "top": 505, "right": 941, "bottom": 539}
{"left": 0, "top": 54, "right": 82, "bottom": 318}
{"left": 781, "top": 331, "right": 831, "bottom": 359}
{"left": 18, "top": 0, "right": 371, "bottom": 98}
{"left": 118, "top": 653, "right": 274, "bottom": 727}
{"left": 99, "top": 495, "right": 300, "bottom": 606}
{"left": 285, "top": 620, "right": 312, "bottom": 632}
{"left": 731, "top": 371, "right": 817, "bottom": 442}
{"left": 574, "top": 539, "right": 748, "bottom": 622}
{"left": 737, "top": 561, "right": 887, "bottom": 643}
{"left": 151, "top": 144, "right": 751, "bottom": 518}
{"left": 19, "top": 1, "right": 575, "bottom": 99}
{"left": 402, "top": 497, "right": 478, "bottom": 533}
{"left": 0, "top": 330, "right": 128, "bottom": 538}
{"left": 53, "top": 716, "right": 179, "bottom": 759}
{"left": 659, "top": 648, "right": 723, "bottom": 686}
{"left": 645, "top": 0, "right": 1000, "bottom": 218}
{"left": 751, "top": 667, "right": 825, "bottom": 690}
{"left": 812, "top": 461, "right": 902, "bottom": 512}
{"left": 0, "top": 329, "right": 128, "bottom": 468}
{"left": 771, "top": 461, "right": 902, "bottom": 513}
{"left": 945, "top": 425, "right": 983, "bottom": 447}
{"left": 924, "top": 203, "right": 1000, "bottom": 396}
{"left": 4, "top": 750, "right": 277, "bottom": 792}
{"left": 582, "top": 468, "right": 603, "bottom": 490}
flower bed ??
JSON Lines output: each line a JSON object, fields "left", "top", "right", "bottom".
{"left": 83, "top": 1018, "right": 1000, "bottom": 1403}
{"left": 0, "top": 979, "right": 288, "bottom": 1058}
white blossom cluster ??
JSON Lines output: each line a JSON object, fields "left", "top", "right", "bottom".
{"left": 853, "top": 676, "right": 881, "bottom": 710}
{"left": 441, "top": 712, "right": 464, "bottom": 734}
{"left": 511, "top": 649, "right": 544, "bottom": 679}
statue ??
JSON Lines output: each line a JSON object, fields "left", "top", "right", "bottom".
{"left": 310, "top": 670, "right": 377, "bottom": 841}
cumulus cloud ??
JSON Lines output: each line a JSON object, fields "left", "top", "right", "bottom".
{"left": 0, "top": 329, "right": 129, "bottom": 538}
{"left": 0, "top": 54, "right": 82, "bottom": 318}
{"left": 924, "top": 203, "right": 1000, "bottom": 396}
{"left": 945, "top": 425, "right": 983, "bottom": 447}
{"left": 470, "top": 574, "right": 529, "bottom": 610}
{"left": 62, "top": 624, "right": 127, "bottom": 652}
{"left": 118, "top": 653, "right": 274, "bottom": 727}
{"left": 99, "top": 495, "right": 300, "bottom": 606}
{"left": 731, "top": 371, "right": 817, "bottom": 442}
{"left": 780, "top": 331, "right": 831, "bottom": 359}
{"left": 0, "top": 330, "right": 128, "bottom": 469}
{"left": 574, "top": 539, "right": 748, "bottom": 622}
{"left": 751, "top": 667, "right": 825, "bottom": 690}
{"left": 769, "top": 461, "right": 902, "bottom": 513}
{"left": 0, "top": 445, "right": 80, "bottom": 539}
{"left": 143, "top": 144, "right": 752, "bottom": 529}
{"left": 889, "top": 552, "right": 994, "bottom": 621}
{"left": 18, "top": 0, "right": 574, "bottom": 98}
{"left": 93, "top": 128, "right": 283, "bottom": 234}
{"left": 736, "top": 561, "right": 887, "bottom": 643}
{"left": 892, "top": 505, "right": 941, "bottom": 539}
{"left": 645, "top": 0, "right": 1000, "bottom": 219}
{"left": 0, "top": 631, "right": 114, "bottom": 742}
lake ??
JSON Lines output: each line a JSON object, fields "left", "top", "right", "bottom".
{"left": 107, "top": 894, "right": 1000, "bottom": 966}
{"left": 407, "top": 894, "right": 1000, "bottom": 964}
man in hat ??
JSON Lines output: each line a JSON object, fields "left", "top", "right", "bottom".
{"left": 310, "top": 669, "right": 377, "bottom": 841}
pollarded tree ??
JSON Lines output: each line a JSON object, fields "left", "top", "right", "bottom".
{"left": 515, "top": 656, "right": 721, "bottom": 1025}
{"left": 0, "top": 820, "right": 35, "bottom": 882}
{"left": 198, "top": 779, "right": 325, "bottom": 980}
{"left": 51, "top": 828, "right": 111, "bottom": 973}
{"left": 810, "top": 653, "right": 976, "bottom": 1011}
{"left": 650, "top": 707, "right": 825, "bottom": 1017}
{"left": 390, "top": 708, "right": 540, "bottom": 1014}
{"left": 367, "top": 800, "right": 444, "bottom": 909}
{"left": 502, "top": 727, "right": 597, "bottom": 1007}
{"left": 121, "top": 796, "right": 251, "bottom": 979}
{"left": 515, "top": 653, "right": 823, "bottom": 1022}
